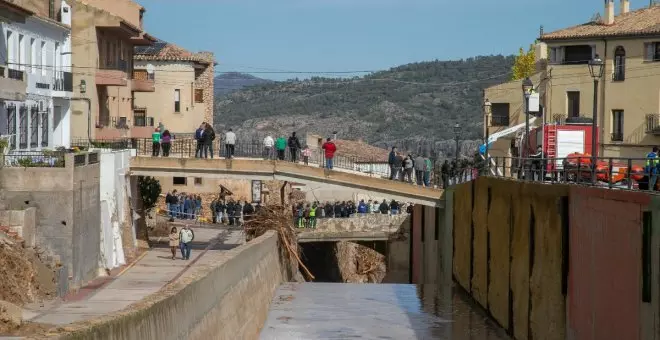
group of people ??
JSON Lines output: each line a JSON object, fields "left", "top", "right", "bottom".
{"left": 209, "top": 198, "right": 260, "bottom": 226}
{"left": 262, "top": 133, "right": 338, "bottom": 169}
{"left": 164, "top": 190, "right": 203, "bottom": 220}
{"left": 167, "top": 225, "right": 195, "bottom": 260}
{"left": 293, "top": 199, "right": 412, "bottom": 228}
{"left": 388, "top": 147, "right": 434, "bottom": 187}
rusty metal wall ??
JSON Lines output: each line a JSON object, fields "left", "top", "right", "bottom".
{"left": 568, "top": 187, "right": 649, "bottom": 340}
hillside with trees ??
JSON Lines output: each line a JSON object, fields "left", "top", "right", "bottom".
{"left": 213, "top": 55, "right": 515, "bottom": 158}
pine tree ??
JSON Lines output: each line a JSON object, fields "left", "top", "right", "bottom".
{"left": 511, "top": 44, "right": 536, "bottom": 80}
{"left": 138, "top": 176, "right": 161, "bottom": 213}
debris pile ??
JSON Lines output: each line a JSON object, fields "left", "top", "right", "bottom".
{"left": 243, "top": 205, "right": 313, "bottom": 281}
{"left": 335, "top": 241, "right": 386, "bottom": 283}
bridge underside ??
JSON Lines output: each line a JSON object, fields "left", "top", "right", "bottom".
{"left": 129, "top": 157, "right": 444, "bottom": 207}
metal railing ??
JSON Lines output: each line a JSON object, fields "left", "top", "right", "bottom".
{"left": 132, "top": 69, "right": 155, "bottom": 81}
{"left": 481, "top": 155, "right": 658, "bottom": 191}
{"left": 551, "top": 114, "right": 567, "bottom": 125}
{"left": 3, "top": 151, "right": 66, "bottom": 168}
{"left": 53, "top": 71, "right": 73, "bottom": 92}
{"left": 611, "top": 132, "right": 624, "bottom": 142}
{"left": 490, "top": 115, "right": 509, "bottom": 127}
{"left": 0, "top": 65, "right": 5, "bottom": 78}
{"left": 7, "top": 68, "right": 23, "bottom": 81}
{"left": 645, "top": 114, "right": 660, "bottom": 134}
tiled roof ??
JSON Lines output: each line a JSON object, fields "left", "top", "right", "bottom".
{"left": 541, "top": 5, "right": 660, "bottom": 41}
{"left": 134, "top": 39, "right": 212, "bottom": 64}
{"left": 333, "top": 139, "right": 390, "bottom": 163}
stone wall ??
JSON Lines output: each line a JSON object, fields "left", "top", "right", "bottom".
{"left": 55, "top": 231, "right": 284, "bottom": 340}
{"left": 193, "top": 52, "right": 215, "bottom": 125}
{"left": 0, "top": 207, "right": 36, "bottom": 247}
{"left": 0, "top": 153, "right": 101, "bottom": 290}
{"left": 314, "top": 213, "right": 409, "bottom": 233}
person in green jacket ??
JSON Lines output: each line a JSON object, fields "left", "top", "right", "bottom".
{"left": 275, "top": 136, "right": 287, "bottom": 160}
{"left": 152, "top": 128, "right": 161, "bottom": 157}
{"left": 423, "top": 156, "right": 433, "bottom": 187}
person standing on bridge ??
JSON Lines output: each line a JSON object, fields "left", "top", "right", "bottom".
{"left": 321, "top": 138, "right": 337, "bottom": 169}
{"left": 388, "top": 147, "right": 397, "bottom": 180}
{"left": 275, "top": 136, "right": 287, "bottom": 160}
{"left": 288, "top": 132, "right": 302, "bottom": 163}
{"left": 151, "top": 128, "right": 161, "bottom": 157}
{"left": 161, "top": 130, "right": 172, "bottom": 157}
{"left": 224, "top": 128, "right": 237, "bottom": 159}
{"left": 302, "top": 145, "right": 312, "bottom": 165}
{"left": 203, "top": 124, "right": 216, "bottom": 159}
{"left": 179, "top": 225, "right": 194, "bottom": 260}
{"left": 403, "top": 155, "right": 414, "bottom": 183}
{"left": 194, "top": 123, "right": 205, "bottom": 158}
{"left": 263, "top": 135, "right": 275, "bottom": 160}
{"left": 414, "top": 154, "right": 425, "bottom": 186}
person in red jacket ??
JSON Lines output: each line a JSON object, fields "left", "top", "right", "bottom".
{"left": 321, "top": 138, "right": 337, "bottom": 169}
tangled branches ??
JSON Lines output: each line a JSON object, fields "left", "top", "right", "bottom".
{"left": 243, "top": 205, "right": 314, "bottom": 281}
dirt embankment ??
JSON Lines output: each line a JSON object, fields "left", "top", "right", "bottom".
{"left": 0, "top": 231, "right": 56, "bottom": 335}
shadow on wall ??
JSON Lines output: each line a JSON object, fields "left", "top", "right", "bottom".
{"left": 451, "top": 177, "right": 660, "bottom": 340}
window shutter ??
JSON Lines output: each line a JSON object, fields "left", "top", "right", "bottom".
{"left": 550, "top": 48, "right": 557, "bottom": 64}
{"left": 645, "top": 43, "right": 654, "bottom": 61}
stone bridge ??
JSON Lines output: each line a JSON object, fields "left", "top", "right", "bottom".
{"left": 129, "top": 157, "right": 444, "bottom": 207}
{"left": 297, "top": 213, "right": 410, "bottom": 242}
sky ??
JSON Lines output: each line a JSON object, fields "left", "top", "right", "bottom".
{"left": 137, "top": 0, "right": 649, "bottom": 80}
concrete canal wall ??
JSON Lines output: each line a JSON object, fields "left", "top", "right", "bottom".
{"left": 56, "top": 231, "right": 284, "bottom": 340}
{"left": 412, "top": 177, "right": 660, "bottom": 340}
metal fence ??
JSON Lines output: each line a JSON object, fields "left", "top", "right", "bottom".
{"left": 2, "top": 150, "right": 66, "bottom": 168}
{"left": 482, "top": 155, "right": 653, "bottom": 190}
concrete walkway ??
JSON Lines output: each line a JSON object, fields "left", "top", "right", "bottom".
{"left": 22, "top": 226, "right": 244, "bottom": 325}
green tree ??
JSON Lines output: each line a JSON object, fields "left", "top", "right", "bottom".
{"left": 138, "top": 176, "right": 161, "bottom": 213}
{"left": 511, "top": 44, "right": 536, "bottom": 80}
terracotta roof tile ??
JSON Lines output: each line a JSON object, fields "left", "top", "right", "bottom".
{"left": 333, "top": 139, "right": 390, "bottom": 163}
{"left": 134, "top": 39, "right": 213, "bottom": 64}
{"left": 541, "top": 6, "right": 660, "bottom": 41}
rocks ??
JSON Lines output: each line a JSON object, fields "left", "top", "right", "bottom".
{"left": 0, "top": 300, "right": 22, "bottom": 327}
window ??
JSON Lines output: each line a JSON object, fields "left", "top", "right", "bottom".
{"left": 40, "top": 41, "right": 46, "bottom": 76}
{"left": 6, "top": 31, "right": 13, "bottom": 67}
{"left": 54, "top": 42, "right": 60, "bottom": 73}
{"left": 18, "top": 34, "right": 24, "bottom": 71}
{"left": 613, "top": 46, "right": 625, "bottom": 81}
{"left": 567, "top": 91, "right": 580, "bottom": 118}
{"left": 490, "top": 103, "right": 510, "bottom": 126}
{"left": 194, "top": 177, "right": 202, "bottom": 185}
{"left": 550, "top": 45, "right": 594, "bottom": 65}
{"left": 29, "top": 38, "right": 35, "bottom": 73}
{"left": 173, "top": 177, "right": 187, "bottom": 185}
{"left": 611, "top": 110, "right": 624, "bottom": 142}
{"left": 194, "top": 89, "right": 204, "bottom": 103}
{"left": 133, "top": 109, "right": 146, "bottom": 127}
{"left": 644, "top": 42, "right": 660, "bottom": 61}
{"left": 174, "top": 89, "right": 181, "bottom": 112}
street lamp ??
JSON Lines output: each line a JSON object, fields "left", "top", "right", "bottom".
{"left": 522, "top": 77, "right": 533, "bottom": 179}
{"left": 79, "top": 79, "right": 87, "bottom": 94}
{"left": 484, "top": 98, "right": 492, "bottom": 173}
{"left": 454, "top": 123, "right": 461, "bottom": 162}
{"left": 588, "top": 54, "right": 604, "bottom": 184}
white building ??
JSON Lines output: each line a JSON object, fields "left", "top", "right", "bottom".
{"left": 0, "top": 1, "right": 73, "bottom": 151}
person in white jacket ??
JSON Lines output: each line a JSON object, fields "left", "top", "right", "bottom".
{"left": 224, "top": 129, "right": 237, "bottom": 159}
{"left": 263, "top": 135, "right": 274, "bottom": 160}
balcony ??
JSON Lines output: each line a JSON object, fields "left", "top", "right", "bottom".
{"left": 551, "top": 114, "right": 567, "bottom": 125}
{"left": 645, "top": 114, "right": 660, "bottom": 135}
{"left": 610, "top": 132, "right": 623, "bottom": 142}
{"left": 96, "top": 61, "right": 129, "bottom": 86}
{"left": 0, "top": 66, "right": 27, "bottom": 101}
{"left": 52, "top": 71, "right": 73, "bottom": 93}
{"left": 132, "top": 69, "right": 155, "bottom": 92}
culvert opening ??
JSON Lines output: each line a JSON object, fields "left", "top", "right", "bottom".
{"left": 300, "top": 240, "right": 404, "bottom": 283}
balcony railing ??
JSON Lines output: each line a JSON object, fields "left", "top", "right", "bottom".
{"left": 8, "top": 68, "right": 23, "bottom": 81}
{"left": 53, "top": 71, "right": 73, "bottom": 92}
{"left": 132, "top": 69, "right": 155, "bottom": 81}
{"left": 97, "top": 116, "right": 130, "bottom": 129}
{"left": 611, "top": 132, "right": 624, "bottom": 142}
{"left": 133, "top": 115, "right": 154, "bottom": 127}
{"left": 552, "top": 114, "right": 567, "bottom": 125}
{"left": 490, "top": 115, "right": 509, "bottom": 127}
{"left": 645, "top": 114, "right": 660, "bottom": 135}
{"left": 100, "top": 60, "right": 129, "bottom": 72}
{"left": 0, "top": 65, "right": 5, "bottom": 78}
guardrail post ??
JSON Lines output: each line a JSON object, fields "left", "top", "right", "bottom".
{"left": 608, "top": 158, "right": 613, "bottom": 189}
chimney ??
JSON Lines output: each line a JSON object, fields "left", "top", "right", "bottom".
{"left": 620, "top": 0, "right": 630, "bottom": 14}
{"left": 605, "top": 0, "right": 615, "bottom": 25}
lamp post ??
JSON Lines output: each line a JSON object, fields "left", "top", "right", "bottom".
{"left": 522, "top": 77, "right": 534, "bottom": 179}
{"left": 588, "top": 54, "right": 604, "bottom": 185}
{"left": 454, "top": 123, "right": 461, "bottom": 162}
{"left": 484, "top": 98, "right": 492, "bottom": 174}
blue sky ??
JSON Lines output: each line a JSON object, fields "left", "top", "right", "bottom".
{"left": 138, "top": 0, "right": 647, "bottom": 80}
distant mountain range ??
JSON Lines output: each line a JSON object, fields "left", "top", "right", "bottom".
{"left": 212, "top": 56, "right": 514, "bottom": 159}
{"left": 214, "top": 72, "right": 274, "bottom": 97}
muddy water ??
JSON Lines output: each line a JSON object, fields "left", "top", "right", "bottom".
{"left": 260, "top": 283, "right": 511, "bottom": 339}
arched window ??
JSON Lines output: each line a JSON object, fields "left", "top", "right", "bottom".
{"left": 614, "top": 46, "right": 625, "bottom": 81}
